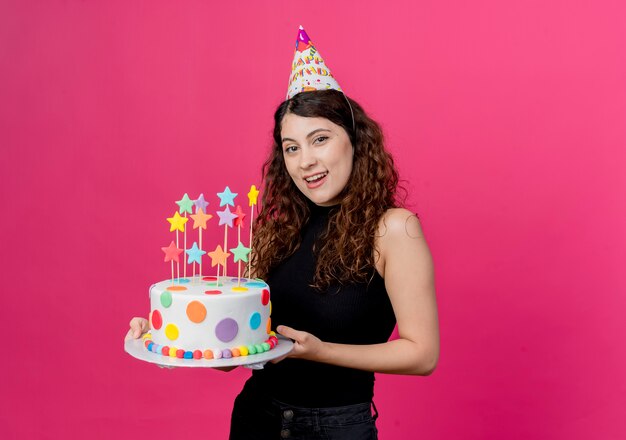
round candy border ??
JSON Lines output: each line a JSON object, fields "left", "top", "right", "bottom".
{"left": 141, "top": 331, "right": 279, "bottom": 360}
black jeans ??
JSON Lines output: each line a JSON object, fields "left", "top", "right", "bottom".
{"left": 229, "top": 382, "right": 379, "bottom": 440}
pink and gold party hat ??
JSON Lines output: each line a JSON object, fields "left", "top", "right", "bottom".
{"left": 286, "top": 26, "right": 342, "bottom": 100}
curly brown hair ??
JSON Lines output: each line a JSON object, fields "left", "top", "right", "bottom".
{"left": 252, "top": 90, "right": 402, "bottom": 289}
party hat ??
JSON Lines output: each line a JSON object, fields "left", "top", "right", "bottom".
{"left": 286, "top": 26, "right": 342, "bottom": 100}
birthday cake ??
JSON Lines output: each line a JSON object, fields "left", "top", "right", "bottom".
{"left": 142, "top": 188, "right": 278, "bottom": 361}
{"left": 144, "top": 276, "right": 276, "bottom": 360}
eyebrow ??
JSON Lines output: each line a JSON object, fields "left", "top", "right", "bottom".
{"left": 282, "top": 128, "right": 331, "bottom": 144}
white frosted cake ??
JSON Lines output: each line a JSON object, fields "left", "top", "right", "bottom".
{"left": 143, "top": 275, "right": 277, "bottom": 360}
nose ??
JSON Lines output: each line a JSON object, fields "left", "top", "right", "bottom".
{"left": 299, "top": 146, "right": 316, "bottom": 169}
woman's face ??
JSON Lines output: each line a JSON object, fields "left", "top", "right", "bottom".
{"left": 280, "top": 113, "right": 354, "bottom": 206}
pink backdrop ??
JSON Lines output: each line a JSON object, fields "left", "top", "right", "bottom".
{"left": 2, "top": 1, "right": 625, "bottom": 438}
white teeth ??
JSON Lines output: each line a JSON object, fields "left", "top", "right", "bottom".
{"left": 305, "top": 172, "right": 328, "bottom": 182}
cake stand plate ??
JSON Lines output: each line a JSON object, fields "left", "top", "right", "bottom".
{"left": 124, "top": 335, "right": 294, "bottom": 369}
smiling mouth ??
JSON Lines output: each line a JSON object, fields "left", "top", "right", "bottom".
{"left": 304, "top": 172, "right": 328, "bottom": 183}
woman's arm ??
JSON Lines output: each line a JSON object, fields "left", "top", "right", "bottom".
{"left": 277, "top": 208, "right": 440, "bottom": 375}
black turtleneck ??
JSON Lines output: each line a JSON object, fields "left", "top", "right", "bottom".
{"left": 250, "top": 203, "right": 397, "bottom": 407}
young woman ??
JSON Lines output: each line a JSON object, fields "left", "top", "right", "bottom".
{"left": 129, "top": 88, "right": 439, "bottom": 439}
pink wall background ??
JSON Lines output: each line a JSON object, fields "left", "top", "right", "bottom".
{"left": 1, "top": 1, "right": 625, "bottom": 438}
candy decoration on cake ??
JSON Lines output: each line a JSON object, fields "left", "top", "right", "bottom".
{"left": 166, "top": 211, "right": 188, "bottom": 280}
{"left": 190, "top": 206, "right": 212, "bottom": 279}
{"left": 176, "top": 194, "right": 195, "bottom": 279}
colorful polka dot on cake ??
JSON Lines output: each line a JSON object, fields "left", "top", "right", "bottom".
{"left": 165, "top": 323, "right": 179, "bottom": 340}
{"left": 215, "top": 318, "right": 238, "bottom": 342}
{"left": 186, "top": 301, "right": 207, "bottom": 323}
{"left": 249, "top": 312, "right": 261, "bottom": 330}
{"left": 160, "top": 291, "right": 172, "bottom": 308}
{"left": 261, "top": 289, "right": 270, "bottom": 306}
{"left": 151, "top": 310, "right": 163, "bottom": 330}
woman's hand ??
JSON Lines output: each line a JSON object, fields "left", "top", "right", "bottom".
{"left": 125, "top": 317, "right": 149, "bottom": 341}
{"left": 275, "top": 325, "right": 325, "bottom": 362}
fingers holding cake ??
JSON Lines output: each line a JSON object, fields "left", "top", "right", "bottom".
{"left": 126, "top": 317, "right": 149, "bottom": 340}
{"left": 276, "top": 325, "right": 324, "bottom": 362}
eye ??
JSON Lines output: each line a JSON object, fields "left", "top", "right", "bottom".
{"left": 313, "top": 136, "right": 329, "bottom": 144}
{"left": 284, "top": 145, "right": 298, "bottom": 154}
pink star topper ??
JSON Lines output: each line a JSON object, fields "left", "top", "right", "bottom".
{"left": 161, "top": 241, "right": 183, "bottom": 263}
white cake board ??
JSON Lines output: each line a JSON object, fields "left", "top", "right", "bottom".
{"left": 124, "top": 335, "right": 294, "bottom": 369}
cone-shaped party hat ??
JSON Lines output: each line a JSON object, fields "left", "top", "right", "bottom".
{"left": 286, "top": 26, "right": 342, "bottom": 100}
